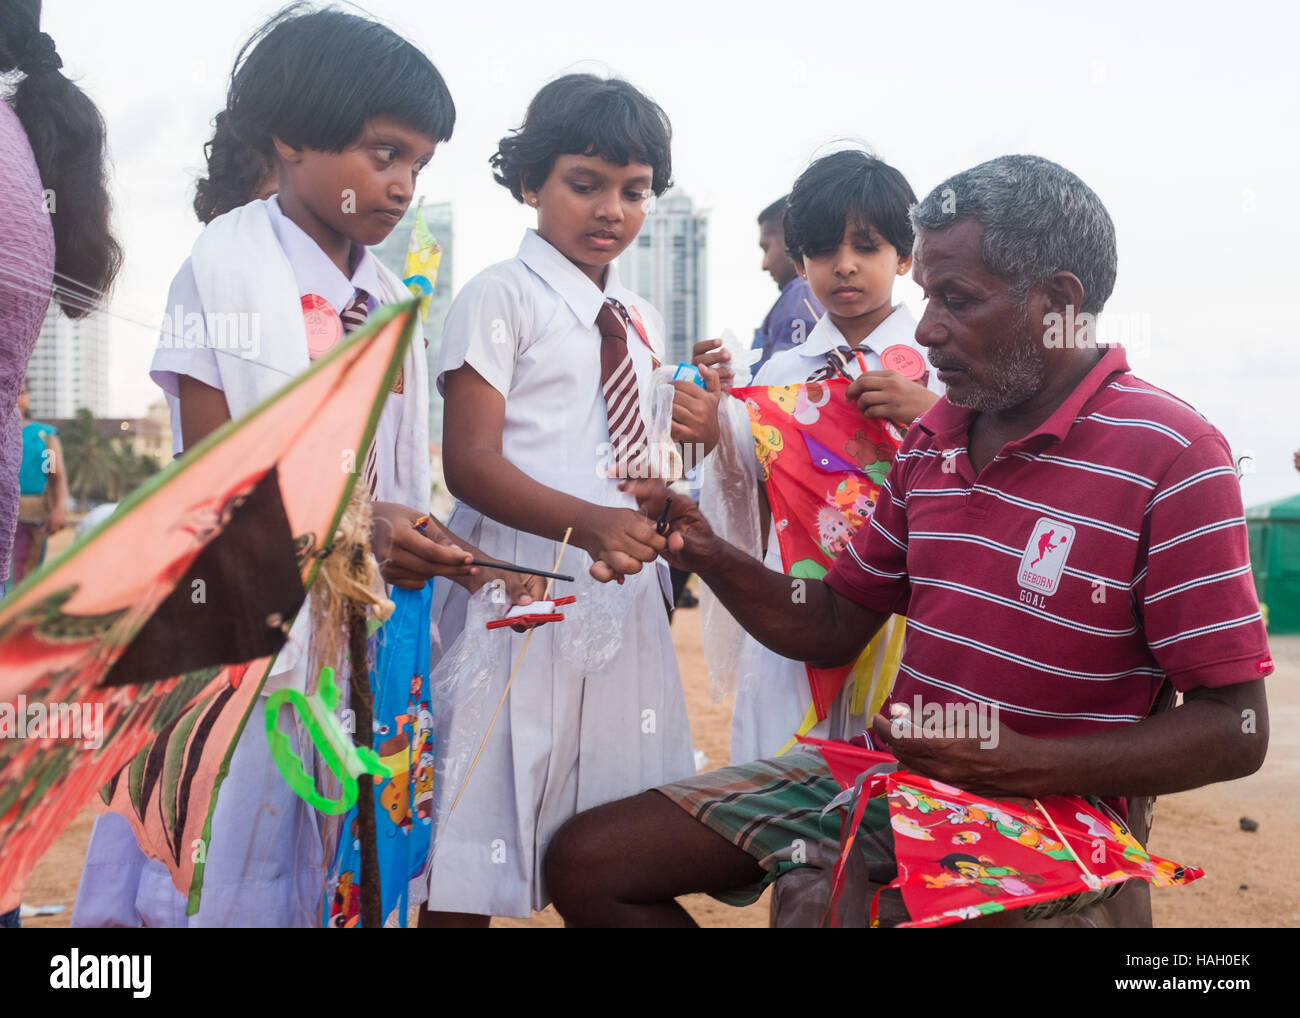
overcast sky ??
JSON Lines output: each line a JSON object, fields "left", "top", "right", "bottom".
{"left": 39, "top": 0, "right": 1300, "bottom": 504}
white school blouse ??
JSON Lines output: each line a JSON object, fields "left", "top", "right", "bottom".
{"left": 729, "top": 305, "right": 944, "bottom": 763}
{"left": 150, "top": 194, "right": 403, "bottom": 494}
{"left": 425, "top": 229, "right": 694, "bottom": 917}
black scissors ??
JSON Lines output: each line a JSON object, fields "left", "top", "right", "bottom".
{"left": 655, "top": 496, "right": 673, "bottom": 536}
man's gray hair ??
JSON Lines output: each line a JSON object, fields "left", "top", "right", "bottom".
{"left": 911, "top": 155, "right": 1117, "bottom": 313}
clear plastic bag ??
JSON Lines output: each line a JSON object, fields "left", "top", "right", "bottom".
{"left": 424, "top": 552, "right": 638, "bottom": 870}
{"left": 647, "top": 365, "right": 685, "bottom": 483}
{"left": 424, "top": 585, "right": 510, "bottom": 859}
{"left": 697, "top": 392, "right": 764, "bottom": 702}
{"left": 555, "top": 564, "right": 637, "bottom": 673}
{"left": 717, "top": 328, "right": 761, "bottom": 388}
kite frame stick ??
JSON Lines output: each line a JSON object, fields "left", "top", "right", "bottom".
{"left": 469, "top": 559, "right": 574, "bottom": 583}
{"left": 1033, "top": 797, "right": 1104, "bottom": 890}
{"left": 450, "top": 527, "right": 573, "bottom": 811}
{"left": 411, "top": 514, "right": 574, "bottom": 583}
{"left": 349, "top": 601, "right": 383, "bottom": 928}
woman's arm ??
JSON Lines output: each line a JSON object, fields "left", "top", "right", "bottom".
{"left": 46, "top": 434, "right": 69, "bottom": 532}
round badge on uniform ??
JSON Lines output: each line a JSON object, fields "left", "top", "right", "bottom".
{"left": 880, "top": 344, "right": 927, "bottom": 381}
{"left": 302, "top": 294, "right": 343, "bottom": 360}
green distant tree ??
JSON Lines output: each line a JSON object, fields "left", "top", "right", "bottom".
{"left": 59, "top": 409, "right": 162, "bottom": 507}
{"left": 61, "top": 409, "right": 114, "bottom": 507}
{"left": 109, "top": 440, "right": 161, "bottom": 501}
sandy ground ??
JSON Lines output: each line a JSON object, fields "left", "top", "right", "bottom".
{"left": 17, "top": 584, "right": 1299, "bottom": 928}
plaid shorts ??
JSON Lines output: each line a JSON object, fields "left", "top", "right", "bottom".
{"left": 656, "top": 746, "right": 895, "bottom": 908}
{"left": 656, "top": 746, "right": 1121, "bottom": 922}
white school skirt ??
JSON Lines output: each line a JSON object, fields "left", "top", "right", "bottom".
{"left": 421, "top": 510, "right": 695, "bottom": 918}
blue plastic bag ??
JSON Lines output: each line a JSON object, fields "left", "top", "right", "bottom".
{"left": 322, "top": 581, "right": 434, "bottom": 927}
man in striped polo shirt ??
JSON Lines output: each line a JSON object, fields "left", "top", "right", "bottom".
{"left": 545, "top": 155, "right": 1272, "bottom": 927}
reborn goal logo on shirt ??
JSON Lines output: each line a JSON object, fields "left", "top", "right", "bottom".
{"left": 1017, "top": 518, "right": 1076, "bottom": 596}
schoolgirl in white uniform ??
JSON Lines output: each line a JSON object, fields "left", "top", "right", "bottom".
{"left": 72, "top": 6, "right": 478, "bottom": 927}
{"left": 422, "top": 75, "right": 695, "bottom": 924}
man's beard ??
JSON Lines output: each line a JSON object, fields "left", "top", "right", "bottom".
{"left": 946, "top": 305, "right": 1047, "bottom": 412}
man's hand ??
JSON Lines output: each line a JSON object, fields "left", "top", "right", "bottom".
{"left": 669, "top": 364, "right": 724, "bottom": 458}
{"left": 622, "top": 477, "right": 888, "bottom": 665}
{"left": 870, "top": 713, "right": 1046, "bottom": 798}
{"left": 691, "top": 339, "right": 735, "bottom": 390}
{"left": 871, "top": 677, "right": 1269, "bottom": 801}
{"left": 846, "top": 371, "right": 939, "bottom": 427}
{"left": 370, "top": 502, "right": 474, "bottom": 590}
{"left": 617, "top": 479, "right": 718, "bottom": 575}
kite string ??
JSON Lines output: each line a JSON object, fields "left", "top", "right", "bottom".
{"left": 803, "top": 296, "right": 849, "bottom": 367}
{"left": 449, "top": 527, "right": 572, "bottom": 812}
{"left": 0, "top": 261, "right": 179, "bottom": 337}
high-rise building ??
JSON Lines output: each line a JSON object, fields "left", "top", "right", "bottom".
{"left": 369, "top": 201, "right": 453, "bottom": 444}
{"left": 616, "top": 188, "right": 707, "bottom": 365}
{"left": 27, "top": 306, "right": 110, "bottom": 419}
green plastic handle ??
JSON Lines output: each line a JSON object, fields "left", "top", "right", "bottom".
{"left": 264, "top": 666, "right": 392, "bottom": 814}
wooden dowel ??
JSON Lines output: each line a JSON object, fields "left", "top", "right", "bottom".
{"left": 450, "top": 527, "right": 573, "bottom": 811}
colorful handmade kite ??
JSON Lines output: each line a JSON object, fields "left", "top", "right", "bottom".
{"left": 729, "top": 379, "right": 906, "bottom": 734}
{"left": 805, "top": 737, "right": 1204, "bottom": 928}
{"left": 0, "top": 302, "right": 420, "bottom": 914}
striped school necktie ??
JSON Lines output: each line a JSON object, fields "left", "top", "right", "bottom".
{"left": 339, "top": 290, "right": 386, "bottom": 499}
{"left": 340, "top": 289, "right": 370, "bottom": 333}
{"left": 598, "top": 298, "right": 649, "bottom": 471}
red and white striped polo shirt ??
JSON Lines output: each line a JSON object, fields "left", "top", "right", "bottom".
{"left": 825, "top": 345, "right": 1273, "bottom": 737}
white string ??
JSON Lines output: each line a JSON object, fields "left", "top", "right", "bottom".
{"left": 0, "top": 263, "right": 171, "bottom": 337}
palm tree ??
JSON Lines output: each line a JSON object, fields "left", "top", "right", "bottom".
{"left": 61, "top": 409, "right": 116, "bottom": 509}
{"left": 59, "top": 409, "right": 162, "bottom": 507}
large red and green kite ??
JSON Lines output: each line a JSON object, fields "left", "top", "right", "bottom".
{"left": 0, "top": 302, "right": 419, "bottom": 914}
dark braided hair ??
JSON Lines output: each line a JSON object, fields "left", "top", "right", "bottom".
{"left": 0, "top": 0, "right": 123, "bottom": 317}
{"left": 194, "top": 110, "right": 274, "bottom": 224}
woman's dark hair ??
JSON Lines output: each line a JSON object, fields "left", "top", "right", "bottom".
{"left": 0, "top": 0, "right": 123, "bottom": 317}
{"left": 194, "top": 110, "right": 273, "bottom": 224}
{"left": 226, "top": 3, "right": 455, "bottom": 159}
{"left": 491, "top": 74, "right": 672, "bottom": 203}
{"left": 784, "top": 149, "right": 917, "bottom": 262}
